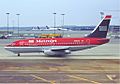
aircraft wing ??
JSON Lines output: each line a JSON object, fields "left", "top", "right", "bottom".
{"left": 43, "top": 46, "right": 71, "bottom": 56}
{"left": 50, "top": 46, "right": 69, "bottom": 51}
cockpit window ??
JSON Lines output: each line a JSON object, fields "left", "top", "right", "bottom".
{"left": 6, "top": 42, "right": 16, "bottom": 46}
{"left": 11, "top": 42, "right": 16, "bottom": 46}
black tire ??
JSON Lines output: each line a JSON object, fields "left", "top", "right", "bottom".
{"left": 18, "top": 53, "right": 20, "bottom": 56}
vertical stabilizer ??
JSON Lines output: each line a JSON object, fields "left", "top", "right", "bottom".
{"left": 86, "top": 15, "right": 112, "bottom": 38}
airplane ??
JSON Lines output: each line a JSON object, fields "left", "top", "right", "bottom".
{"left": 5, "top": 15, "right": 112, "bottom": 56}
{"left": 45, "top": 26, "right": 69, "bottom": 31}
{"left": 32, "top": 26, "right": 69, "bottom": 31}
{"left": 32, "top": 26, "right": 44, "bottom": 31}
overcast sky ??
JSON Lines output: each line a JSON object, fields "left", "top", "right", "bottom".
{"left": 0, "top": 0, "right": 119, "bottom": 27}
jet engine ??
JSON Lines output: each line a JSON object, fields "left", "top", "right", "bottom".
{"left": 43, "top": 50, "right": 71, "bottom": 56}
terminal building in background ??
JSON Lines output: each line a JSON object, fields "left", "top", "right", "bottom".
{"left": 0, "top": 25, "right": 120, "bottom": 32}
{"left": 0, "top": 25, "right": 120, "bottom": 39}
{"left": 64, "top": 25, "right": 120, "bottom": 32}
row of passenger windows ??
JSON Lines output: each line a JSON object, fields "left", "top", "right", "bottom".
{"left": 21, "top": 42, "right": 89, "bottom": 46}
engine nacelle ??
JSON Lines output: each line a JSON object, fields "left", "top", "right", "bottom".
{"left": 44, "top": 50, "right": 71, "bottom": 56}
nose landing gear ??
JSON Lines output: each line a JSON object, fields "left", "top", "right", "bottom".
{"left": 18, "top": 53, "right": 20, "bottom": 56}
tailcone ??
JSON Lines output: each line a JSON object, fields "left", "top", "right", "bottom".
{"left": 98, "top": 38, "right": 110, "bottom": 45}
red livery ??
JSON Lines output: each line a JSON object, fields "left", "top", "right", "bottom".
{"left": 5, "top": 15, "right": 112, "bottom": 56}
{"left": 105, "top": 15, "right": 111, "bottom": 19}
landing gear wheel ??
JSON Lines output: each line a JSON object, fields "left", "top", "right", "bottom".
{"left": 18, "top": 53, "right": 20, "bottom": 56}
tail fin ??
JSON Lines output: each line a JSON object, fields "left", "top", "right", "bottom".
{"left": 46, "top": 26, "right": 49, "bottom": 29}
{"left": 86, "top": 15, "right": 112, "bottom": 38}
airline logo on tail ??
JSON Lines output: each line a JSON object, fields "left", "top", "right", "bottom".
{"left": 86, "top": 15, "right": 111, "bottom": 38}
{"left": 99, "top": 26, "right": 107, "bottom": 31}
{"left": 98, "top": 15, "right": 111, "bottom": 32}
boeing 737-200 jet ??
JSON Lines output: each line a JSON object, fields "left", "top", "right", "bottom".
{"left": 5, "top": 15, "right": 112, "bottom": 56}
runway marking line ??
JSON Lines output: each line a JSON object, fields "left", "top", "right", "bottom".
{"left": 67, "top": 75, "right": 101, "bottom": 84}
{"left": 30, "top": 74, "right": 56, "bottom": 84}
{"left": 106, "top": 75, "right": 114, "bottom": 80}
{"left": 96, "top": 63, "right": 115, "bottom": 81}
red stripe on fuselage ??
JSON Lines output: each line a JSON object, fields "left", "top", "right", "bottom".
{"left": 7, "top": 38, "right": 109, "bottom": 47}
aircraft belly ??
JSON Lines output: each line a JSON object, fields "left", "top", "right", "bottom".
{"left": 5, "top": 47, "right": 43, "bottom": 53}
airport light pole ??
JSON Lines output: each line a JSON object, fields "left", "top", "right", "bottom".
{"left": 12, "top": 20, "right": 15, "bottom": 33}
{"left": 53, "top": 13, "right": 56, "bottom": 34}
{"left": 100, "top": 12, "right": 104, "bottom": 19}
{"left": 6, "top": 13, "right": 10, "bottom": 35}
{"left": 61, "top": 14, "right": 65, "bottom": 36}
{"left": 16, "top": 14, "right": 20, "bottom": 37}
{"left": 61, "top": 14, "right": 65, "bottom": 28}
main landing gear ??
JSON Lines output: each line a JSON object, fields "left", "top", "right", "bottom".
{"left": 17, "top": 53, "right": 20, "bottom": 56}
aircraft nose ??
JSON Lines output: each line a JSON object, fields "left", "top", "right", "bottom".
{"left": 4, "top": 44, "right": 13, "bottom": 51}
{"left": 4, "top": 46, "right": 15, "bottom": 53}
{"left": 6, "top": 44, "right": 12, "bottom": 47}
{"left": 4, "top": 46, "right": 10, "bottom": 50}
